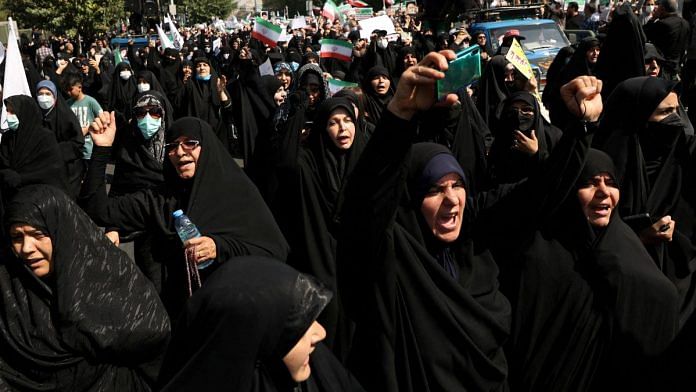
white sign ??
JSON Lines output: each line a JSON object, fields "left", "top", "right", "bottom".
{"left": 358, "top": 15, "right": 395, "bottom": 39}
{"left": 291, "top": 17, "right": 307, "bottom": 30}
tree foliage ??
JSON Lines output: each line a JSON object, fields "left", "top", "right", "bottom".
{"left": 1, "top": 0, "right": 127, "bottom": 37}
{"left": 263, "top": 0, "right": 309, "bottom": 15}
{"left": 179, "top": 0, "right": 237, "bottom": 24}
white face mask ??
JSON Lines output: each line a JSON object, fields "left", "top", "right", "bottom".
{"left": 37, "top": 95, "right": 55, "bottom": 110}
{"left": 645, "top": 5, "right": 655, "bottom": 13}
{"left": 223, "top": 53, "right": 230, "bottom": 60}
{"left": 6, "top": 114, "right": 19, "bottom": 131}
{"left": 137, "top": 83, "right": 151, "bottom": 93}
{"left": 377, "top": 39, "right": 389, "bottom": 49}
{"left": 119, "top": 71, "right": 132, "bottom": 80}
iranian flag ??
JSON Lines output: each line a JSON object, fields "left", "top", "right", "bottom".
{"left": 320, "top": 39, "right": 353, "bottom": 62}
{"left": 346, "top": 0, "right": 369, "bottom": 6}
{"left": 328, "top": 79, "right": 359, "bottom": 95}
{"left": 323, "top": 0, "right": 341, "bottom": 21}
{"left": 252, "top": 17, "right": 282, "bottom": 47}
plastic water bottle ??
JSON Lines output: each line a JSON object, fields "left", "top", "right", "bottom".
{"left": 173, "top": 210, "right": 213, "bottom": 270}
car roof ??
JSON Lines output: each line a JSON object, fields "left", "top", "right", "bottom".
{"left": 470, "top": 18, "right": 558, "bottom": 30}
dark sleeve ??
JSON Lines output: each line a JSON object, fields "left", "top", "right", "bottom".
{"left": 79, "top": 146, "right": 154, "bottom": 233}
{"left": 337, "top": 110, "right": 417, "bottom": 318}
{"left": 127, "top": 44, "right": 145, "bottom": 72}
{"left": 58, "top": 113, "right": 85, "bottom": 163}
{"left": 473, "top": 121, "right": 594, "bottom": 251}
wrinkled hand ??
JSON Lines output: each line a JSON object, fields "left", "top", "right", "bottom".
{"left": 184, "top": 236, "right": 217, "bottom": 265}
{"left": 105, "top": 231, "right": 120, "bottom": 246}
{"left": 640, "top": 215, "right": 676, "bottom": 245}
{"left": 512, "top": 130, "right": 539, "bottom": 155}
{"left": 387, "top": 50, "right": 458, "bottom": 120}
{"left": 89, "top": 111, "right": 117, "bottom": 147}
{"left": 560, "top": 75, "right": 603, "bottom": 122}
{"left": 526, "top": 75, "right": 538, "bottom": 93}
{"left": 216, "top": 75, "right": 227, "bottom": 93}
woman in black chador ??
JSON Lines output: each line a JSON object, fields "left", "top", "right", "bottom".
{"left": 0, "top": 185, "right": 170, "bottom": 391}
{"left": 80, "top": 114, "right": 289, "bottom": 317}
{"left": 158, "top": 256, "right": 366, "bottom": 392}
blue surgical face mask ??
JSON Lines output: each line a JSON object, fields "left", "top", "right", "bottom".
{"left": 196, "top": 74, "right": 212, "bottom": 81}
{"left": 6, "top": 114, "right": 19, "bottom": 131}
{"left": 137, "top": 113, "right": 162, "bottom": 139}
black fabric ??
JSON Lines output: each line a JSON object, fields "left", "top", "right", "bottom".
{"left": 559, "top": 37, "right": 600, "bottom": 84}
{"left": 596, "top": 76, "right": 696, "bottom": 334}
{"left": 1, "top": 95, "right": 67, "bottom": 194}
{"left": 476, "top": 135, "right": 679, "bottom": 390}
{"left": 476, "top": 55, "right": 510, "bottom": 128}
{"left": 543, "top": 45, "right": 575, "bottom": 126}
{"left": 361, "top": 65, "right": 394, "bottom": 126}
{"left": 643, "top": 12, "right": 690, "bottom": 77}
{"left": 270, "top": 98, "right": 366, "bottom": 360}
{"left": 37, "top": 85, "right": 85, "bottom": 198}
{"left": 0, "top": 185, "right": 170, "bottom": 391}
{"left": 594, "top": 3, "right": 646, "bottom": 97}
{"left": 488, "top": 91, "right": 562, "bottom": 185}
{"left": 136, "top": 70, "right": 167, "bottom": 96}
{"left": 417, "top": 92, "right": 492, "bottom": 195}
{"left": 107, "top": 63, "right": 137, "bottom": 120}
{"left": 159, "top": 256, "right": 363, "bottom": 392}
{"left": 80, "top": 117, "right": 289, "bottom": 317}
{"left": 338, "top": 109, "right": 511, "bottom": 392}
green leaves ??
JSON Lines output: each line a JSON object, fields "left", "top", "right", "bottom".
{"left": 180, "top": 0, "right": 237, "bottom": 24}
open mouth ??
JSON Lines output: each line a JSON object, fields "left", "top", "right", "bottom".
{"left": 591, "top": 203, "right": 611, "bottom": 216}
{"left": 437, "top": 211, "right": 458, "bottom": 230}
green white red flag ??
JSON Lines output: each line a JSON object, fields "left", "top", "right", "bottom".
{"left": 323, "top": 0, "right": 341, "bottom": 21}
{"left": 252, "top": 17, "right": 282, "bottom": 47}
{"left": 320, "top": 39, "right": 353, "bottom": 62}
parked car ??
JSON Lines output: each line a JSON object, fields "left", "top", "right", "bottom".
{"left": 469, "top": 18, "right": 571, "bottom": 90}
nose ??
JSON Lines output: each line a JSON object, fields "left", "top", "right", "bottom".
{"left": 595, "top": 179, "right": 609, "bottom": 197}
{"left": 442, "top": 186, "right": 460, "bottom": 206}
{"left": 20, "top": 237, "right": 35, "bottom": 257}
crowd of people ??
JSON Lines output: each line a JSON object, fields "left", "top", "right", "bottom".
{"left": 1, "top": 0, "right": 696, "bottom": 390}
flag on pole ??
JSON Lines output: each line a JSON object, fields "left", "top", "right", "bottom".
{"left": 328, "top": 79, "right": 358, "bottom": 95}
{"left": 346, "top": 0, "right": 369, "bottom": 7}
{"left": 1, "top": 18, "right": 32, "bottom": 131}
{"left": 323, "top": 0, "right": 341, "bottom": 21}
{"left": 320, "top": 39, "right": 353, "bottom": 62}
{"left": 0, "top": 41, "right": 5, "bottom": 65}
{"left": 252, "top": 17, "right": 282, "bottom": 47}
{"left": 156, "top": 24, "right": 174, "bottom": 49}
{"left": 167, "top": 14, "right": 184, "bottom": 49}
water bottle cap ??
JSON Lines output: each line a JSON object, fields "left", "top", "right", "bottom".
{"left": 173, "top": 209, "right": 184, "bottom": 218}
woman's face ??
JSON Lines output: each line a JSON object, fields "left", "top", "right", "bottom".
{"left": 577, "top": 173, "right": 619, "bottom": 228}
{"left": 648, "top": 92, "right": 678, "bottom": 122}
{"left": 370, "top": 75, "right": 390, "bottom": 95}
{"left": 585, "top": 47, "right": 600, "bottom": 64}
{"left": 277, "top": 70, "right": 292, "bottom": 90}
{"left": 10, "top": 224, "right": 53, "bottom": 278}
{"left": 196, "top": 62, "right": 211, "bottom": 77}
{"left": 166, "top": 136, "right": 202, "bottom": 179}
{"left": 645, "top": 58, "right": 661, "bottom": 77}
{"left": 274, "top": 86, "right": 287, "bottom": 106}
{"left": 420, "top": 173, "right": 466, "bottom": 243}
{"left": 326, "top": 107, "right": 355, "bottom": 150}
{"left": 283, "top": 321, "right": 326, "bottom": 382}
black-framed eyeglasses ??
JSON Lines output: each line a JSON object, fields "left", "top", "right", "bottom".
{"left": 134, "top": 106, "right": 164, "bottom": 119}
{"left": 165, "top": 140, "right": 200, "bottom": 153}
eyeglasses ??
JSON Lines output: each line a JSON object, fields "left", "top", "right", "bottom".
{"left": 165, "top": 140, "right": 200, "bottom": 154}
{"left": 134, "top": 106, "right": 164, "bottom": 119}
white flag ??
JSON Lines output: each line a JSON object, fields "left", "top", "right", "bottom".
{"left": 1, "top": 18, "right": 32, "bottom": 131}
{"left": 156, "top": 24, "right": 173, "bottom": 49}
{"left": 167, "top": 14, "right": 184, "bottom": 49}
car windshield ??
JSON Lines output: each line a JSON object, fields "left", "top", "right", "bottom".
{"left": 491, "top": 23, "right": 568, "bottom": 51}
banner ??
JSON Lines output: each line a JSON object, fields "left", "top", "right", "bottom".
{"left": 358, "top": 14, "right": 394, "bottom": 38}
{"left": 355, "top": 7, "right": 374, "bottom": 20}
{"left": 505, "top": 38, "right": 534, "bottom": 80}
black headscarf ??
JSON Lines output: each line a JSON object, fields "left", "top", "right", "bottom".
{"left": 489, "top": 91, "right": 562, "bottom": 184}
{"left": 559, "top": 37, "right": 600, "bottom": 84}
{"left": 108, "top": 62, "right": 138, "bottom": 119}
{"left": 594, "top": 2, "right": 646, "bottom": 97}
{"left": 338, "top": 115, "right": 511, "bottom": 391}
{"left": 158, "top": 256, "right": 356, "bottom": 392}
{"left": 110, "top": 90, "right": 174, "bottom": 197}
{"left": 597, "top": 76, "right": 696, "bottom": 331}
{"left": 361, "top": 65, "right": 394, "bottom": 126}
{"left": 0, "top": 185, "right": 170, "bottom": 391}
{"left": 36, "top": 80, "right": 85, "bottom": 198}
{"left": 136, "top": 69, "right": 167, "bottom": 96}
{"left": 476, "top": 55, "right": 511, "bottom": 127}
{"left": 261, "top": 74, "right": 283, "bottom": 102}
{"left": 1, "top": 95, "right": 66, "bottom": 193}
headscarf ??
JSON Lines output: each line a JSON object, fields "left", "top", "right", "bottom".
{"left": 361, "top": 65, "right": 394, "bottom": 125}
{"left": 261, "top": 74, "right": 284, "bottom": 102}
{"left": 0, "top": 95, "right": 66, "bottom": 193}
{"left": 107, "top": 62, "right": 138, "bottom": 119}
{"left": 476, "top": 55, "right": 511, "bottom": 127}
{"left": 135, "top": 69, "right": 167, "bottom": 96}
{"left": 489, "top": 91, "right": 562, "bottom": 184}
{"left": 559, "top": 36, "right": 600, "bottom": 84}
{"left": 159, "top": 256, "right": 332, "bottom": 391}
{"left": 0, "top": 185, "right": 170, "bottom": 391}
